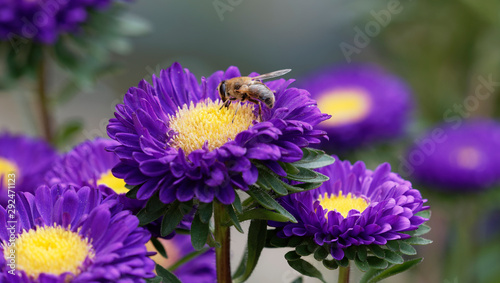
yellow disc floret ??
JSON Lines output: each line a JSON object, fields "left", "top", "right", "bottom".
{"left": 168, "top": 98, "right": 255, "bottom": 154}
{"left": 96, "top": 170, "right": 128, "bottom": 194}
{"left": 317, "top": 88, "right": 371, "bottom": 126}
{"left": 6, "top": 225, "right": 94, "bottom": 279}
{"left": 0, "top": 157, "right": 18, "bottom": 186}
{"left": 318, "top": 191, "right": 369, "bottom": 218}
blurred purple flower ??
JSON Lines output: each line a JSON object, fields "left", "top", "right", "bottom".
{"left": 0, "top": 0, "right": 121, "bottom": 43}
{"left": 297, "top": 64, "right": 413, "bottom": 150}
{"left": 410, "top": 119, "right": 500, "bottom": 192}
{"left": 270, "top": 156, "right": 428, "bottom": 260}
{"left": 107, "top": 62, "right": 329, "bottom": 205}
{"left": 0, "top": 132, "right": 57, "bottom": 207}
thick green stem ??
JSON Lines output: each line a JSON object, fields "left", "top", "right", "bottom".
{"left": 37, "top": 55, "right": 53, "bottom": 143}
{"left": 214, "top": 201, "right": 231, "bottom": 283}
{"left": 338, "top": 264, "right": 350, "bottom": 283}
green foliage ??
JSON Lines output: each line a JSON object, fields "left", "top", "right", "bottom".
{"left": 154, "top": 264, "right": 181, "bottom": 283}
{"left": 288, "top": 259, "right": 326, "bottom": 283}
{"left": 233, "top": 220, "right": 267, "bottom": 283}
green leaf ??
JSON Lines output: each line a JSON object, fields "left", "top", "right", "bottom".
{"left": 145, "top": 277, "right": 162, "bottom": 283}
{"left": 355, "top": 256, "right": 370, "bottom": 272}
{"left": 288, "top": 259, "right": 326, "bottom": 283}
{"left": 136, "top": 194, "right": 169, "bottom": 226}
{"left": 384, "top": 250, "right": 404, "bottom": 265}
{"left": 155, "top": 264, "right": 181, "bottom": 283}
{"left": 344, "top": 246, "right": 356, "bottom": 260}
{"left": 233, "top": 193, "right": 243, "bottom": 213}
{"left": 53, "top": 39, "right": 80, "bottom": 70}
{"left": 269, "top": 233, "right": 289, "bottom": 248}
{"left": 168, "top": 247, "right": 210, "bottom": 272}
{"left": 238, "top": 208, "right": 291, "bottom": 223}
{"left": 233, "top": 220, "right": 267, "bottom": 283}
{"left": 292, "top": 148, "right": 335, "bottom": 169}
{"left": 54, "top": 119, "right": 83, "bottom": 148}
{"left": 366, "top": 257, "right": 389, "bottom": 269}
{"left": 280, "top": 162, "right": 300, "bottom": 175}
{"left": 160, "top": 202, "right": 184, "bottom": 237}
{"left": 405, "top": 237, "right": 433, "bottom": 245}
{"left": 150, "top": 237, "right": 167, "bottom": 258}
{"left": 257, "top": 170, "right": 288, "bottom": 196}
{"left": 399, "top": 242, "right": 417, "bottom": 255}
{"left": 191, "top": 215, "right": 209, "bottom": 251}
{"left": 247, "top": 187, "right": 297, "bottom": 223}
{"left": 337, "top": 257, "right": 349, "bottom": 267}
{"left": 198, "top": 202, "right": 213, "bottom": 224}
{"left": 125, "top": 184, "right": 139, "bottom": 199}
{"left": 291, "top": 277, "right": 303, "bottom": 283}
{"left": 226, "top": 205, "right": 244, "bottom": 233}
{"left": 284, "top": 166, "right": 329, "bottom": 183}
{"left": 360, "top": 258, "right": 423, "bottom": 283}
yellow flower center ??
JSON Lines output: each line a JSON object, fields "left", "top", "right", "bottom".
{"left": 317, "top": 88, "right": 371, "bottom": 126}
{"left": 456, "top": 146, "right": 481, "bottom": 170}
{"left": 96, "top": 170, "right": 128, "bottom": 194}
{"left": 0, "top": 157, "right": 18, "bottom": 186}
{"left": 5, "top": 226, "right": 94, "bottom": 279}
{"left": 168, "top": 98, "right": 255, "bottom": 154}
{"left": 318, "top": 191, "right": 369, "bottom": 218}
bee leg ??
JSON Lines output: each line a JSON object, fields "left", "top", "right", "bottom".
{"left": 247, "top": 98, "right": 262, "bottom": 121}
{"left": 219, "top": 99, "right": 230, "bottom": 110}
{"left": 232, "top": 102, "right": 241, "bottom": 123}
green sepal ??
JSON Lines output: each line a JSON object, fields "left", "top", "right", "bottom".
{"left": 360, "top": 258, "right": 423, "bottom": 283}
{"left": 322, "top": 259, "right": 339, "bottom": 270}
{"left": 190, "top": 214, "right": 209, "bottom": 251}
{"left": 384, "top": 250, "right": 404, "bottom": 265}
{"left": 256, "top": 170, "right": 288, "bottom": 196}
{"left": 295, "top": 244, "right": 313, "bottom": 256}
{"left": 398, "top": 241, "right": 417, "bottom": 255}
{"left": 404, "top": 237, "right": 433, "bottom": 245}
{"left": 313, "top": 246, "right": 329, "bottom": 261}
{"left": 292, "top": 148, "right": 335, "bottom": 169}
{"left": 150, "top": 237, "right": 167, "bottom": 258}
{"left": 125, "top": 184, "right": 140, "bottom": 199}
{"left": 344, "top": 246, "right": 357, "bottom": 260}
{"left": 284, "top": 165, "right": 329, "bottom": 183}
{"left": 267, "top": 231, "right": 289, "bottom": 248}
{"left": 287, "top": 259, "right": 326, "bottom": 283}
{"left": 385, "top": 241, "right": 400, "bottom": 252}
{"left": 369, "top": 245, "right": 386, "bottom": 258}
{"left": 155, "top": 264, "right": 181, "bottom": 283}
{"left": 357, "top": 245, "right": 368, "bottom": 261}
{"left": 288, "top": 237, "right": 304, "bottom": 247}
{"left": 136, "top": 193, "right": 169, "bottom": 226}
{"left": 285, "top": 251, "right": 301, "bottom": 261}
{"left": 412, "top": 224, "right": 431, "bottom": 237}
{"left": 337, "top": 257, "right": 350, "bottom": 267}
{"left": 355, "top": 256, "right": 370, "bottom": 272}
{"left": 366, "top": 256, "right": 389, "bottom": 269}
{"left": 247, "top": 187, "right": 297, "bottom": 223}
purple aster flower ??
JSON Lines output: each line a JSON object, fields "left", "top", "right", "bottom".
{"left": 0, "top": 132, "right": 57, "bottom": 207}
{"left": 408, "top": 119, "right": 500, "bottom": 192}
{"left": 270, "top": 156, "right": 428, "bottom": 260}
{"left": 107, "top": 62, "right": 329, "bottom": 205}
{"left": 297, "top": 64, "right": 413, "bottom": 150}
{"left": 0, "top": 0, "right": 120, "bottom": 43}
{"left": 149, "top": 234, "right": 215, "bottom": 283}
{"left": 0, "top": 184, "right": 155, "bottom": 282}
{"left": 45, "top": 138, "right": 144, "bottom": 212}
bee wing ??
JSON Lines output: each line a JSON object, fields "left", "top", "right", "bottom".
{"left": 251, "top": 69, "right": 292, "bottom": 81}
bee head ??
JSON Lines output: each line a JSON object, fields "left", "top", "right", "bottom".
{"left": 218, "top": 81, "right": 227, "bottom": 99}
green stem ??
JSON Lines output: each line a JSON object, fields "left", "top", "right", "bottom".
{"left": 37, "top": 54, "right": 53, "bottom": 143}
{"left": 338, "top": 264, "right": 350, "bottom": 283}
{"left": 214, "top": 201, "right": 231, "bottom": 283}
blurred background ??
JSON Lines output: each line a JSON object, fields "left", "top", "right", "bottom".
{"left": 2, "top": 0, "right": 500, "bottom": 282}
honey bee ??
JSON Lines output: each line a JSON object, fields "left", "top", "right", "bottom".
{"left": 218, "top": 69, "right": 292, "bottom": 121}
